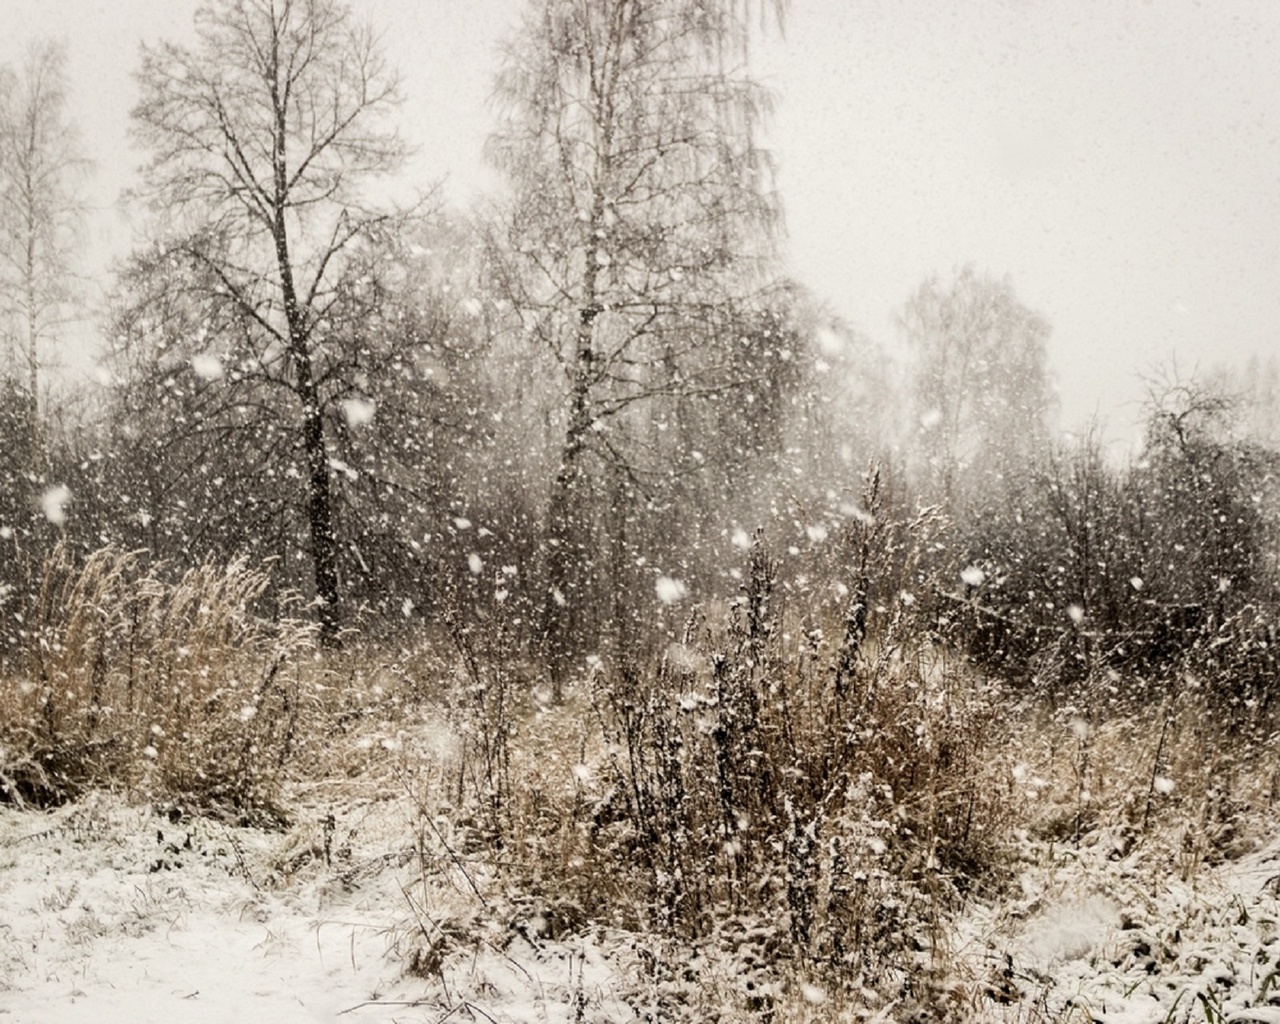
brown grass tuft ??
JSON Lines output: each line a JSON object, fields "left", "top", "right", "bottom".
{"left": 0, "top": 545, "right": 319, "bottom": 817}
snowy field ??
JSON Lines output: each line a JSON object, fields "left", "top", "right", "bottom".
{"left": 0, "top": 790, "right": 647, "bottom": 1024}
{"left": 5, "top": 780, "right": 1280, "bottom": 1022}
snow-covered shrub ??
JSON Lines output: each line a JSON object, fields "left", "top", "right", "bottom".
{"left": 484, "top": 539, "right": 1023, "bottom": 1008}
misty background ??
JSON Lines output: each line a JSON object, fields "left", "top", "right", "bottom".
{"left": 4, "top": 0, "right": 1278, "bottom": 444}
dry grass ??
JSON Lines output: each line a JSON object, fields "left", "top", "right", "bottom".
{"left": 375, "top": 565, "right": 1280, "bottom": 1020}
{"left": 1010, "top": 679, "right": 1280, "bottom": 873}
{"left": 389, "top": 548, "right": 1026, "bottom": 1018}
{"left": 6, "top": 540, "right": 1280, "bottom": 1021}
{"left": 0, "top": 545, "right": 320, "bottom": 816}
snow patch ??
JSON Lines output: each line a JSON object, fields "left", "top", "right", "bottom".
{"left": 1021, "top": 896, "right": 1120, "bottom": 968}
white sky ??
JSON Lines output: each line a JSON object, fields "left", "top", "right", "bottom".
{"left": 5, "top": 0, "right": 1279, "bottom": 444}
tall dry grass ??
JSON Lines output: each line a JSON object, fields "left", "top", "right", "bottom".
{"left": 0, "top": 545, "right": 319, "bottom": 817}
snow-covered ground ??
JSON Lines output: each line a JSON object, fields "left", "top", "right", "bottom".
{"left": 5, "top": 786, "right": 1280, "bottom": 1022}
{"left": 954, "top": 825, "right": 1280, "bottom": 1023}
{"left": 0, "top": 791, "right": 644, "bottom": 1023}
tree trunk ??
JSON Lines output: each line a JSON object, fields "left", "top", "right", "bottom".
{"left": 543, "top": 146, "right": 609, "bottom": 696}
{"left": 271, "top": 64, "right": 340, "bottom": 646}
{"left": 25, "top": 242, "right": 39, "bottom": 467}
{"left": 277, "top": 256, "right": 340, "bottom": 645}
{"left": 299, "top": 359, "right": 341, "bottom": 645}
{"left": 544, "top": 303, "right": 598, "bottom": 699}
{"left": 22, "top": 127, "right": 41, "bottom": 480}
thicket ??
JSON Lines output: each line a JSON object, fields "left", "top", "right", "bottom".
{"left": 457, "top": 535, "right": 1012, "bottom": 988}
{"left": 394, "top": 442, "right": 1280, "bottom": 1015}
{"left": 948, "top": 383, "right": 1280, "bottom": 718}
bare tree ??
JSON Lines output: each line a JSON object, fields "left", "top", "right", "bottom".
{"left": 102, "top": 213, "right": 488, "bottom": 628}
{"left": 900, "top": 265, "right": 1055, "bottom": 507}
{"left": 486, "top": 0, "right": 786, "bottom": 691}
{"left": 0, "top": 40, "right": 88, "bottom": 463}
{"left": 130, "top": 0, "right": 407, "bottom": 642}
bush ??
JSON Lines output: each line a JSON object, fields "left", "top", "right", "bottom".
{"left": 443, "top": 533, "right": 1019, "bottom": 1006}
{"left": 949, "top": 384, "right": 1280, "bottom": 707}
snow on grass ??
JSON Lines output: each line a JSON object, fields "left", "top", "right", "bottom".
{"left": 0, "top": 791, "right": 640, "bottom": 1023}
{"left": 6, "top": 684, "right": 1280, "bottom": 1023}
{"left": 955, "top": 824, "right": 1280, "bottom": 1023}
{"left": 0, "top": 795, "right": 400, "bottom": 1022}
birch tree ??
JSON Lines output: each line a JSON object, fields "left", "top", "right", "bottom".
{"left": 487, "top": 0, "right": 786, "bottom": 690}
{"left": 900, "top": 265, "right": 1054, "bottom": 508}
{"left": 0, "top": 40, "right": 87, "bottom": 464}
{"left": 130, "top": 0, "right": 407, "bottom": 641}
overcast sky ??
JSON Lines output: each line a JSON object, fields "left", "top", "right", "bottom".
{"left": 5, "top": 0, "right": 1279, "bottom": 445}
